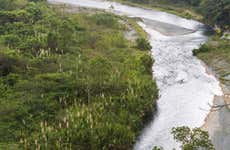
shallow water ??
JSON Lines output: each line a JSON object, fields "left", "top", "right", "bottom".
{"left": 48, "top": 0, "right": 223, "bottom": 149}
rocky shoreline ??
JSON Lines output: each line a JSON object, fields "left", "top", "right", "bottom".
{"left": 203, "top": 95, "right": 230, "bottom": 150}
{"left": 202, "top": 64, "right": 230, "bottom": 150}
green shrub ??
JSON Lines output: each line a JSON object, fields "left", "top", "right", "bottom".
{"left": 136, "top": 38, "right": 152, "bottom": 51}
{"left": 19, "top": 37, "right": 46, "bottom": 53}
{"left": 93, "top": 13, "right": 118, "bottom": 28}
{"left": 172, "top": 126, "right": 215, "bottom": 150}
{"left": 3, "top": 34, "right": 20, "bottom": 47}
{"left": 47, "top": 31, "right": 59, "bottom": 50}
{"left": 193, "top": 44, "right": 209, "bottom": 55}
{"left": 0, "top": 0, "right": 28, "bottom": 11}
{"left": 140, "top": 53, "right": 154, "bottom": 74}
{"left": 25, "top": 2, "right": 43, "bottom": 21}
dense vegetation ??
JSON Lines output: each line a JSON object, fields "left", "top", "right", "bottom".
{"left": 153, "top": 126, "right": 215, "bottom": 150}
{"left": 121, "top": 0, "right": 230, "bottom": 30}
{"left": 0, "top": 0, "right": 223, "bottom": 149}
{"left": 0, "top": 0, "right": 158, "bottom": 149}
{"left": 171, "top": 127, "right": 215, "bottom": 150}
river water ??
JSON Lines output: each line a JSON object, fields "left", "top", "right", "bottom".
{"left": 48, "top": 0, "right": 223, "bottom": 149}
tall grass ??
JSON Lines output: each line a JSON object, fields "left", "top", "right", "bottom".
{"left": 0, "top": 1, "right": 158, "bottom": 149}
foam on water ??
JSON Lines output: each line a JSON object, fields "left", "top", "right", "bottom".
{"left": 48, "top": 0, "right": 223, "bottom": 149}
{"left": 135, "top": 23, "right": 222, "bottom": 150}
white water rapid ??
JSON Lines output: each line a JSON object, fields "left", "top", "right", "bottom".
{"left": 48, "top": 0, "right": 223, "bottom": 149}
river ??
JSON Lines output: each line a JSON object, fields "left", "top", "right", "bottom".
{"left": 48, "top": 0, "right": 223, "bottom": 149}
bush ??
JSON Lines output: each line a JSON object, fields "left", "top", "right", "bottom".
{"left": 3, "top": 34, "right": 20, "bottom": 47}
{"left": 25, "top": 2, "right": 43, "bottom": 21}
{"left": 93, "top": 13, "right": 118, "bottom": 28}
{"left": 47, "top": 31, "right": 59, "bottom": 50}
{"left": 0, "top": 53, "right": 24, "bottom": 76}
{"left": 0, "top": 0, "right": 27, "bottom": 11}
{"left": 136, "top": 38, "right": 152, "bottom": 51}
{"left": 193, "top": 44, "right": 209, "bottom": 55}
{"left": 172, "top": 126, "right": 215, "bottom": 150}
{"left": 19, "top": 37, "right": 46, "bottom": 53}
{"left": 140, "top": 54, "right": 154, "bottom": 74}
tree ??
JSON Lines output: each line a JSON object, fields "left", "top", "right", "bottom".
{"left": 47, "top": 31, "right": 59, "bottom": 50}
{"left": 58, "top": 20, "right": 74, "bottom": 51}
{"left": 171, "top": 126, "right": 215, "bottom": 150}
{"left": 201, "top": 0, "right": 230, "bottom": 29}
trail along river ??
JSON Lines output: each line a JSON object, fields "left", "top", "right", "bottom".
{"left": 48, "top": 0, "right": 223, "bottom": 149}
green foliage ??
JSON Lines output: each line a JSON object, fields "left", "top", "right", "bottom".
{"left": 47, "top": 31, "right": 59, "bottom": 50}
{"left": 3, "top": 34, "right": 20, "bottom": 47}
{"left": 194, "top": 36, "right": 230, "bottom": 58}
{"left": 25, "top": 2, "right": 43, "bottom": 21}
{"left": 0, "top": 53, "right": 25, "bottom": 76}
{"left": 136, "top": 38, "right": 152, "bottom": 51}
{"left": 172, "top": 126, "right": 215, "bottom": 150}
{"left": 200, "top": 0, "right": 230, "bottom": 30}
{"left": 92, "top": 13, "right": 119, "bottom": 28}
{"left": 140, "top": 53, "right": 154, "bottom": 74}
{"left": 0, "top": 0, "right": 28, "bottom": 11}
{"left": 195, "top": 36, "right": 230, "bottom": 84}
{"left": 0, "top": 1, "right": 158, "bottom": 149}
{"left": 152, "top": 146, "right": 164, "bottom": 150}
{"left": 193, "top": 44, "right": 209, "bottom": 55}
{"left": 58, "top": 20, "right": 75, "bottom": 50}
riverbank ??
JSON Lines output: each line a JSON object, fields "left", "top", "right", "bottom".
{"left": 195, "top": 36, "right": 230, "bottom": 150}
{"left": 107, "top": 0, "right": 230, "bottom": 149}
{"left": 0, "top": 1, "right": 158, "bottom": 149}
{"left": 110, "top": 1, "right": 230, "bottom": 149}
{"left": 110, "top": 0, "right": 203, "bottom": 21}
{"left": 53, "top": 1, "right": 229, "bottom": 149}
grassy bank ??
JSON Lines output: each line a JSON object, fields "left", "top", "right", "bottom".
{"left": 0, "top": 0, "right": 158, "bottom": 149}
{"left": 194, "top": 36, "right": 230, "bottom": 86}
